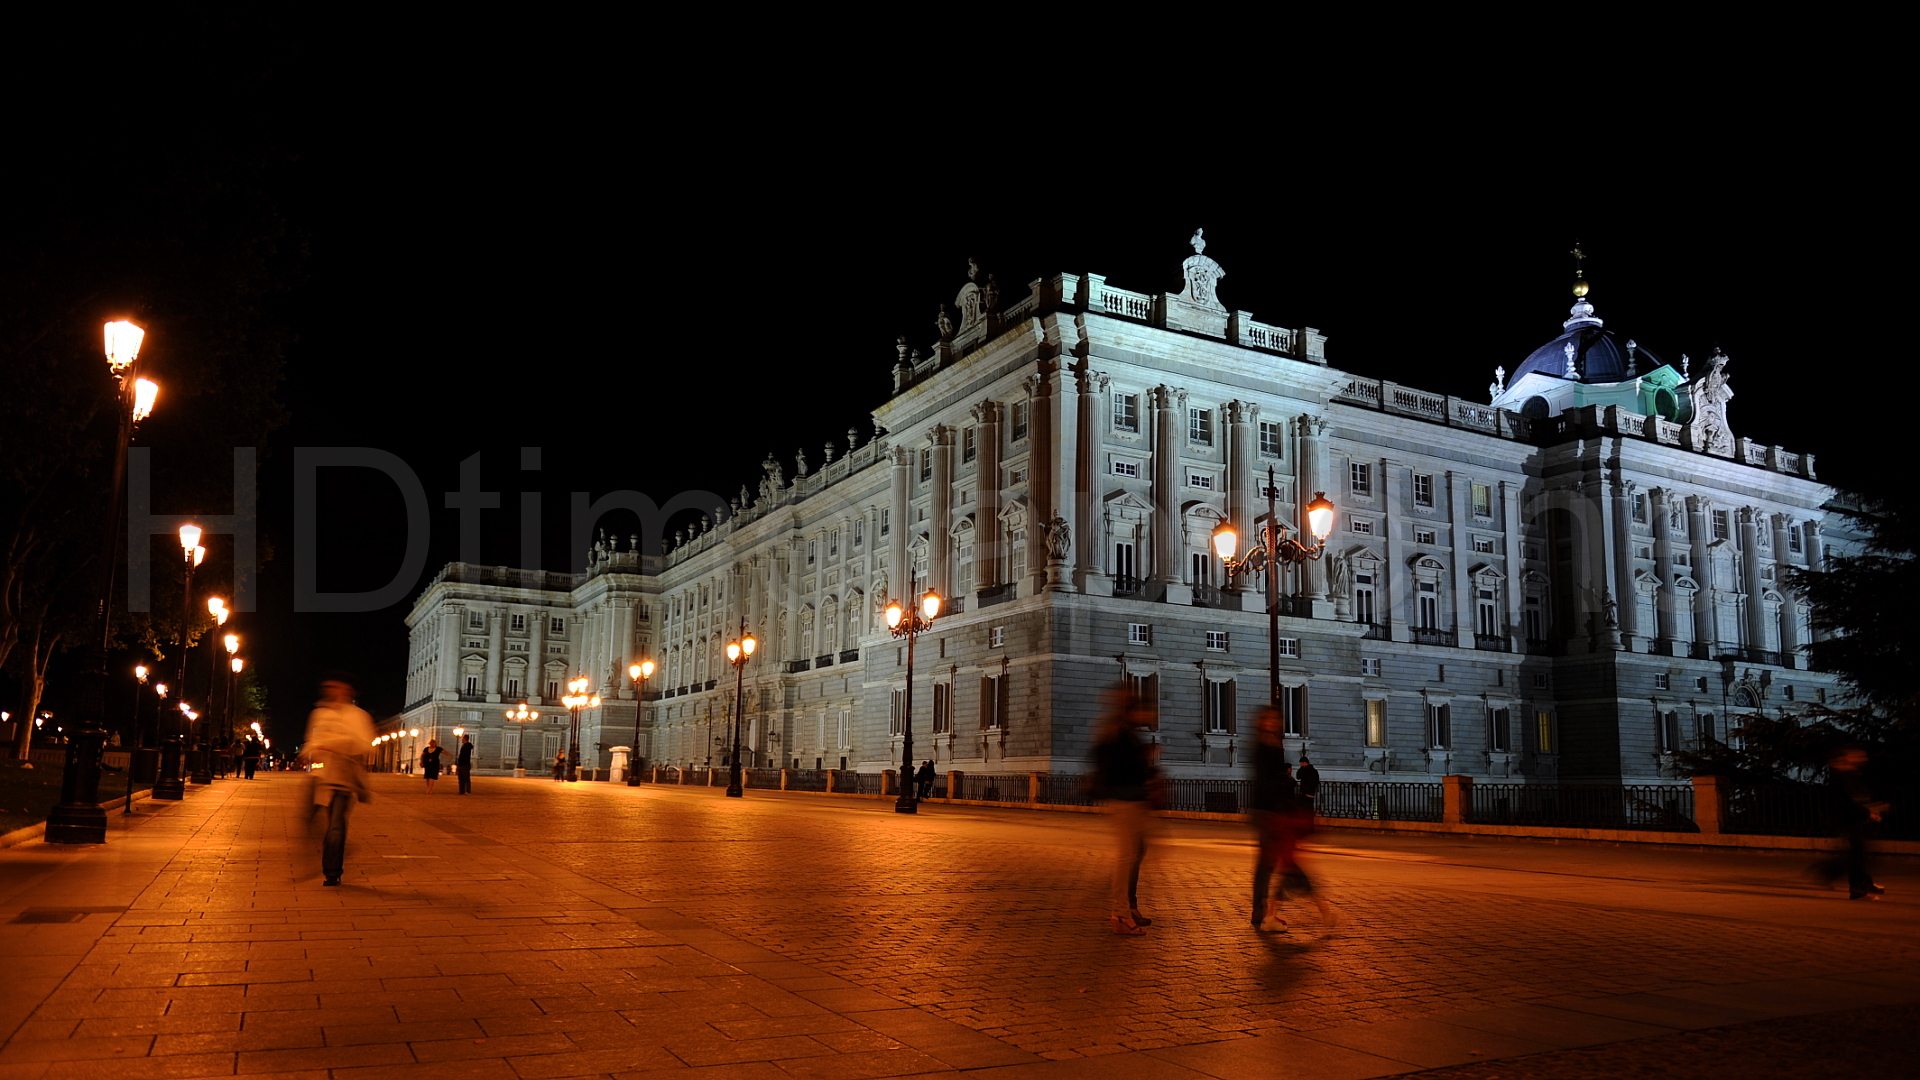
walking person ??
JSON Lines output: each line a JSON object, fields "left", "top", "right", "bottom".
{"left": 302, "top": 671, "right": 373, "bottom": 887}
{"left": 1817, "top": 744, "right": 1888, "bottom": 900}
{"left": 456, "top": 733, "right": 474, "bottom": 794}
{"left": 1295, "top": 753, "right": 1320, "bottom": 830}
{"left": 552, "top": 749, "right": 566, "bottom": 781}
{"left": 914, "top": 759, "right": 936, "bottom": 799}
{"left": 242, "top": 735, "right": 262, "bottom": 779}
{"left": 1091, "top": 690, "right": 1159, "bottom": 935}
{"left": 420, "top": 739, "right": 444, "bottom": 792}
{"left": 1250, "top": 707, "right": 1335, "bottom": 933}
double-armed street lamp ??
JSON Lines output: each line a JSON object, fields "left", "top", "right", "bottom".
{"left": 225, "top": 636, "right": 242, "bottom": 773}
{"left": 46, "top": 322, "right": 162, "bottom": 843}
{"left": 884, "top": 577, "right": 942, "bottom": 814}
{"left": 505, "top": 703, "right": 538, "bottom": 775}
{"left": 627, "top": 660, "right": 655, "bottom": 786}
{"left": 153, "top": 525, "right": 206, "bottom": 801}
{"left": 1212, "top": 467, "right": 1336, "bottom": 713}
{"left": 560, "top": 677, "right": 599, "bottom": 783}
{"left": 723, "top": 625, "right": 756, "bottom": 798}
{"left": 191, "top": 598, "right": 230, "bottom": 785}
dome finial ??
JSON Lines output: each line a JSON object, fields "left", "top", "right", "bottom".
{"left": 1563, "top": 241, "right": 1602, "bottom": 329}
{"left": 1570, "top": 241, "right": 1590, "bottom": 298}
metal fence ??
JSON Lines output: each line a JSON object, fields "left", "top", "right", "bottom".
{"left": 745, "top": 769, "right": 782, "bottom": 789}
{"left": 784, "top": 769, "right": 828, "bottom": 792}
{"left": 1316, "top": 781, "right": 1444, "bottom": 822}
{"left": 954, "top": 774, "right": 1028, "bottom": 802}
{"left": 840, "top": 771, "right": 884, "bottom": 796}
{"left": 1163, "top": 777, "right": 1253, "bottom": 815}
{"left": 1723, "top": 784, "right": 1832, "bottom": 837}
{"left": 1041, "top": 773, "right": 1099, "bottom": 807}
{"left": 1471, "top": 783, "right": 1695, "bottom": 831}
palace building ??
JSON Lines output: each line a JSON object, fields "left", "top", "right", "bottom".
{"left": 392, "top": 236, "right": 1845, "bottom": 784}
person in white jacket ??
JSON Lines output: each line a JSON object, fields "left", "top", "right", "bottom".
{"left": 302, "top": 671, "right": 374, "bottom": 886}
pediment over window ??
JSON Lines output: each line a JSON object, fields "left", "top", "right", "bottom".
{"left": 1408, "top": 555, "right": 1446, "bottom": 572}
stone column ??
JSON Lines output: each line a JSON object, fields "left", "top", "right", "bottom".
{"left": 1075, "top": 364, "right": 1106, "bottom": 594}
{"left": 888, "top": 445, "right": 911, "bottom": 597}
{"left": 1449, "top": 471, "right": 1472, "bottom": 647}
{"left": 972, "top": 400, "right": 1002, "bottom": 591}
{"left": 1650, "top": 487, "right": 1678, "bottom": 649}
{"left": 486, "top": 608, "right": 505, "bottom": 701}
{"left": 438, "top": 605, "right": 462, "bottom": 696}
{"left": 1295, "top": 415, "right": 1331, "bottom": 613}
{"left": 930, "top": 425, "right": 954, "bottom": 600}
{"left": 1772, "top": 514, "right": 1800, "bottom": 661}
{"left": 1804, "top": 520, "right": 1826, "bottom": 643}
{"left": 1029, "top": 363, "right": 1057, "bottom": 572}
{"left": 1687, "top": 496, "right": 1713, "bottom": 654}
{"left": 1500, "top": 480, "right": 1524, "bottom": 648}
{"left": 527, "top": 609, "right": 546, "bottom": 702}
{"left": 1739, "top": 507, "right": 1767, "bottom": 655}
{"left": 1151, "top": 386, "right": 1185, "bottom": 589}
{"left": 1610, "top": 479, "right": 1638, "bottom": 649}
{"left": 1380, "top": 458, "right": 1406, "bottom": 642}
{"left": 786, "top": 540, "right": 803, "bottom": 663}
{"left": 1225, "top": 401, "right": 1256, "bottom": 600}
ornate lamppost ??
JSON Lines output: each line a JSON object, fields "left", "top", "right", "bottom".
{"left": 45, "top": 323, "right": 159, "bottom": 843}
{"left": 627, "top": 660, "right": 654, "bottom": 786}
{"left": 884, "top": 575, "right": 942, "bottom": 815}
{"left": 152, "top": 526, "right": 205, "bottom": 801}
{"left": 505, "top": 702, "right": 538, "bottom": 775}
{"left": 121, "top": 664, "right": 149, "bottom": 815}
{"left": 723, "top": 623, "right": 756, "bottom": 797}
{"left": 225, "top": 638, "right": 242, "bottom": 769}
{"left": 191, "top": 598, "right": 228, "bottom": 785}
{"left": 1212, "top": 467, "right": 1336, "bottom": 712}
{"left": 560, "top": 677, "right": 599, "bottom": 782}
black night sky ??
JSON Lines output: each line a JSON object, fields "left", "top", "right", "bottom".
{"left": 4, "top": 18, "right": 1898, "bottom": 741}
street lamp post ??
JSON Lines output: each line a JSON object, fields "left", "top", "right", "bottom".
{"left": 627, "top": 660, "right": 654, "bottom": 786}
{"left": 560, "top": 677, "right": 599, "bottom": 782}
{"left": 226, "top": 643, "right": 243, "bottom": 776}
{"left": 152, "top": 526, "right": 204, "bottom": 801}
{"left": 723, "top": 623, "right": 756, "bottom": 798}
{"left": 1213, "top": 467, "right": 1335, "bottom": 714}
{"left": 884, "top": 575, "right": 942, "bottom": 815}
{"left": 505, "top": 703, "right": 538, "bottom": 775}
{"left": 191, "top": 599, "right": 228, "bottom": 785}
{"left": 46, "top": 323, "right": 160, "bottom": 843}
{"left": 122, "top": 664, "right": 148, "bottom": 815}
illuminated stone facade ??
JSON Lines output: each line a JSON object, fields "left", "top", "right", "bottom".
{"left": 395, "top": 237, "right": 1846, "bottom": 784}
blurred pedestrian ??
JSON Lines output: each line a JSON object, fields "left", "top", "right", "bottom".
{"left": 420, "top": 739, "right": 443, "bottom": 792}
{"left": 915, "top": 759, "right": 936, "bottom": 799}
{"left": 1816, "top": 744, "right": 1888, "bottom": 900}
{"left": 456, "top": 733, "right": 474, "bottom": 794}
{"left": 1091, "top": 689, "right": 1158, "bottom": 935}
{"left": 242, "top": 735, "right": 262, "bottom": 779}
{"left": 552, "top": 749, "right": 566, "bottom": 781}
{"left": 302, "top": 671, "right": 373, "bottom": 887}
{"left": 1250, "top": 707, "right": 1333, "bottom": 933}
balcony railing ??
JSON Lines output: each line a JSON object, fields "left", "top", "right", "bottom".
{"left": 1475, "top": 633, "right": 1511, "bottom": 652}
{"left": 1411, "top": 626, "right": 1453, "bottom": 646}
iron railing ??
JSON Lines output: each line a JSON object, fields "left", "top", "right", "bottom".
{"left": 1041, "top": 773, "right": 1099, "bottom": 807}
{"left": 1162, "top": 777, "right": 1252, "bottom": 814}
{"left": 1471, "top": 783, "right": 1695, "bottom": 831}
{"left": 785, "top": 769, "right": 828, "bottom": 792}
{"left": 954, "top": 774, "right": 1027, "bottom": 801}
{"left": 1317, "top": 781, "right": 1445, "bottom": 822}
{"left": 745, "top": 768, "right": 782, "bottom": 788}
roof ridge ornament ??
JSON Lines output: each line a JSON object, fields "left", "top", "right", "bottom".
{"left": 1177, "top": 227, "right": 1225, "bottom": 311}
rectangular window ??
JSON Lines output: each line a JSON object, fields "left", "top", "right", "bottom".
{"left": 962, "top": 427, "right": 976, "bottom": 463}
{"left": 1696, "top": 712, "right": 1715, "bottom": 743}
{"left": 1490, "top": 707, "right": 1512, "bottom": 752}
{"left": 1415, "top": 528, "right": 1437, "bottom": 545}
{"left": 932, "top": 683, "right": 951, "bottom": 734}
{"left": 1188, "top": 407, "right": 1212, "bottom": 445}
{"left": 1712, "top": 510, "right": 1730, "bottom": 540}
{"left": 889, "top": 688, "right": 905, "bottom": 736}
{"left": 1277, "top": 637, "right": 1300, "bottom": 658}
{"left": 1788, "top": 528, "right": 1803, "bottom": 554}
{"left": 1113, "top": 541, "right": 1138, "bottom": 583}
{"left": 1008, "top": 467, "right": 1027, "bottom": 487}
{"left": 1655, "top": 673, "right": 1671, "bottom": 690}
{"left": 1351, "top": 517, "right": 1374, "bottom": 535}
{"left": 1206, "top": 631, "right": 1229, "bottom": 652}
{"left": 1362, "top": 656, "right": 1381, "bottom": 676}
{"left": 510, "top": 613, "right": 526, "bottom": 632}
{"left": 988, "top": 625, "right": 1005, "bottom": 648}
{"left": 1366, "top": 699, "right": 1388, "bottom": 747}
{"left": 506, "top": 677, "right": 521, "bottom": 698}
{"left": 1355, "top": 572, "right": 1377, "bottom": 625}
{"left": 546, "top": 680, "right": 559, "bottom": 699}
{"left": 1426, "top": 703, "right": 1451, "bottom": 748}
{"left": 1473, "top": 536, "right": 1495, "bottom": 554}
{"left": 1413, "top": 473, "right": 1434, "bottom": 508}
{"left": 1259, "top": 421, "right": 1283, "bottom": 457}
{"left": 1418, "top": 582, "right": 1440, "bottom": 629}
{"left": 468, "top": 611, "right": 484, "bottom": 629}
{"left": 808, "top": 540, "right": 817, "bottom": 565}
{"left": 464, "top": 675, "right": 479, "bottom": 695}
{"left": 1112, "top": 459, "right": 1139, "bottom": 478}
{"left": 1011, "top": 401, "right": 1029, "bottom": 441}
{"left": 984, "top": 675, "right": 1010, "bottom": 730}
{"left": 854, "top": 519, "right": 865, "bottom": 547}
{"left": 1191, "top": 551, "right": 1217, "bottom": 587}
{"left": 1524, "top": 595, "right": 1544, "bottom": 641}
{"left": 1127, "top": 672, "right": 1160, "bottom": 730}
{"left": 880, "top": 508, "right": 890, "bottom": 536}
{"left": 549, "top": 617, "right": 565, "bottom": 635}
{"left": 1187, "top": 472, "right": 1215, "bottom": 490}
{"left": 1204, "top": 679, "right": 1236, "bottom": 734}
{"left": 919, "top": 449, "right": 932, "bottom": 483}
{"left": 1657, "top": 710, "right": 1681, "bottom": 754}
{"left": 1282, "top": 684, "right": 1308, "bottom": 737}
{"left": 1536, "top": 710, "right": 1555, "bottom": 752}
{"left": 1473, "top": 483, "right": 1493, "bottom": 518}
{"left": 1011, "top": 528, "right": 1027, "bottom": 580}
{"left": 1113, "top": 392, "right": 1138, "bottom": 432}
{"left": 1350, "top": 462, "right": 1371, "bottom": 496}
{"left": 1128, "top": 622, "right": 1152, "bottom": 646}
{"left": 1534, "top": 672, "right": 1549, "bottom": 690}
{"left": 1476, "top": 588, "right": 1499, "bottom": 637}
{"left": 829, "top": 529, "right": 839, "bottom": 557}
{"left": 1632, "top": 493, "right": 1647, "bottom": 522}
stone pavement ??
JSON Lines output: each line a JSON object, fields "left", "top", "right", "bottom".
{"left": 0, "top": 772, "right": 1915, "bottom": 1079}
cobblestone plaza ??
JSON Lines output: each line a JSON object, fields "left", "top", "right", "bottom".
{"left": 1, "top": 777, "right": 1914, "bottom": 1078}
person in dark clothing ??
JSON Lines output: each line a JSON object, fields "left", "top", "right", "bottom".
{"left": 1250, "top": 707, "right": 1334, "bottom": 933}
{"left": 1817, "top": 745, "right": 1887, "bottom": 899}
{"left": 914, "top": 760, "right": 936, "bottom": 799}
{"left": 242, "top": 736, "right": 263, "bottom": 779}
{"left": 1295, "top": 754, "right": 1320, "bottom": 831}
{"left": 1092, "top": 690, "right": 1159, "bottom": 935}
{"left": 420, "top": 740, "right": 444, "bottom": 792}
{"left": 456, "top": 734, "right": 474, "bottom": 794}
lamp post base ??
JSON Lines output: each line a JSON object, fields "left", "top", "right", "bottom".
{"left": 893, "top": 794, "right": 918, "bottom": 814}
{"left": 46, "top": 805, "right": 108, "bottom": 844}
{"left": 151, "top": 779, "right": 185, "bottom": 800}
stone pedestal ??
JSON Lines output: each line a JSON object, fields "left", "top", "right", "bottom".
{"left": 609, "top": 745, "right": 631, "bottom": 783}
